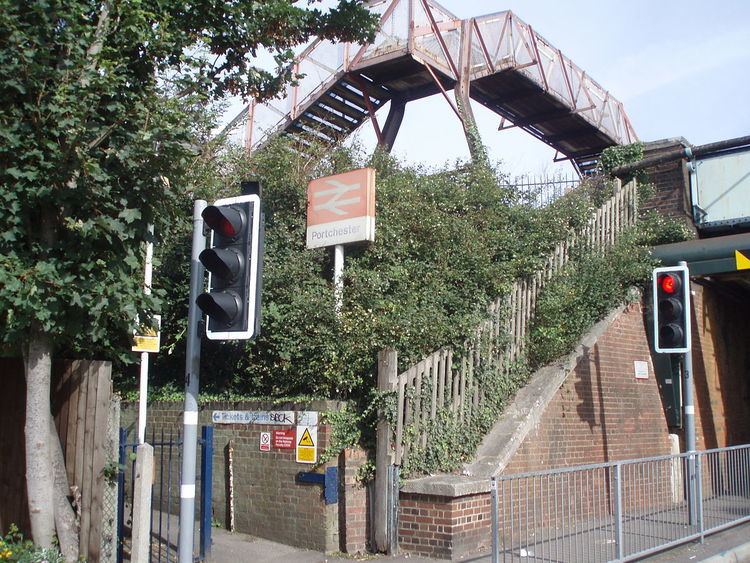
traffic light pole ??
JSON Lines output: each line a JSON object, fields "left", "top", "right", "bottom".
{"left": 179, "top": 200, "right": 207, "bottom": 563}
{"left": 679, "top": 260, "right": 698, "bottom": 525}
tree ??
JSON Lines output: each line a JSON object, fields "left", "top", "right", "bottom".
{"left": 0, "top": 0, "right": 377, "bottom": 558}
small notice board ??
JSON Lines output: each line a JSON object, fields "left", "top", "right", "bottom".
{"left": 296, "top": 425, "right": 317, "bottom": 464}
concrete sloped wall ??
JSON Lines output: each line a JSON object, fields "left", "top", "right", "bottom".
{"left": 398, "top": 299, "right": 673, "bottom": 559}
{"left": 397, "top": 282, "right": 750, "bottom": 559}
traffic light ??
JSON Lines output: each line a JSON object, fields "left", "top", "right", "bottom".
{"left": 196, "top": 194, "right": 262, "bottom": 340}
{"left": 652, "top": 265, "right": 691, "bottom": 353}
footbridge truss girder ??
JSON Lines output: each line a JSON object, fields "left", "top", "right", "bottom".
{"left": 225, "top": 0, "right": 637, "bottom": 170}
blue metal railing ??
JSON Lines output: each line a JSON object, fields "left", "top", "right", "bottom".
{"left": 117, "top": 425, "right": 213, "bottom": 562}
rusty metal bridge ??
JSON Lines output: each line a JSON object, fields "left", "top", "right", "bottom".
{"left": 225, "top": 0, "right": 637, "bottom": 172}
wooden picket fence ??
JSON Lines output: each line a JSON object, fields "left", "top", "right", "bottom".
{"left": 384, "top": 179, "right": 638, "bottom": 469}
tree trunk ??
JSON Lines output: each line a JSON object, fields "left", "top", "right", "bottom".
{"left": 50, "top": 418, "right": 80, "bottom": 562}
{"left": 23, "top": 324, "right": 55, "bottom": 548}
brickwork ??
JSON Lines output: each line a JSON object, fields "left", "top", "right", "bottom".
{"left": 399, "top": 492, "right": 492, "bottom": 559}
{"left": 338, "top": 447, "right": 369, "bottom": 553}
{"left": 506, "top": 301, "right": 672, "bottom": 473}
{"left": 689, "top": 284, "right": 750, "bottom": 450}
{"left": 121, "top": 400, "right": 366, "bottom": 553}
{"left": 638, "top": 138, "right": 696, "bottom": 234}
{"left": 399, "top": 301, "right": 674, "bottom": 559}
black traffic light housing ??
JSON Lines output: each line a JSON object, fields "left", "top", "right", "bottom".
{"left": 652, "top": 265, "right": 691, "bottom": 353}
{"left": 197, "top": 194, "right": 262, "bottom": 340}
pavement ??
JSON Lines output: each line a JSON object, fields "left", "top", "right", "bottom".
{"left": 206, "top": 520, "right": 750, "bottom": 562}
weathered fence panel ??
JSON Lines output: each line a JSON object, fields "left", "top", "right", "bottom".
{"left": 0, "top": 358, "right": 117, "bottom": 562}
{"left": 386, "top": 180, "right": 638, "bottom": 473}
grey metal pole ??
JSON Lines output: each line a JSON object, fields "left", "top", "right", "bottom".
{"left": 178, "top": 200, "right": 207, "bottom": 562}
{"left": 679, "top": 260, "right": 697, "bottom": 525}
{"left": 490, "top": 477, "right": 499, "bottom": 563}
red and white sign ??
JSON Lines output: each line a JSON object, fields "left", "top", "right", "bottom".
{"left": 306, "top": 168, "right": 376, "bottom": 249}
{"left": 259, "top": 431, "right": 271, "bottom": 452}
{"left": 273, "top": 429, "right": 295, "bottom": 449}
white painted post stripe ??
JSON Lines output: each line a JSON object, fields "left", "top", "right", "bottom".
{"left": 181, "top": 484, "right": 196, "bottom": 498}
{"left": 184, "top": 411, "right": 198, "bottom": 425}
{"left": 685, "top": 405, "right": 695, "bottom": 415}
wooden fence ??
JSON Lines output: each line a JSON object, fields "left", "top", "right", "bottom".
{"left": 0, "top": 359, "right": 117, "bottom": 562}
{"left": 383, "top": 179, "right": 638, "bottom": 470}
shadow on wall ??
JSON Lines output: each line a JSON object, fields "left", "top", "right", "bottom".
{"left": 575, "top": 344, "right": 611, "bottom": 463}
{"left": 693, "top": 285, "right": 750, "bottom": 449}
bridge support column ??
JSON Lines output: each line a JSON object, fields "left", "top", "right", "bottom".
{"left": 455, "top": 19, "right": 487, "bottom": 164}
{"left": 381, "top": 97, "right": 406, "bottom": 153}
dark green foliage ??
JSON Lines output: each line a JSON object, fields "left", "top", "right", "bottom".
{"left": 135, "top": 137, "right": 696, "bottom": 477}
{"left": 600, "top": 142, "right": 647, "bottom": 184}
{"left": 148, "top": 140, "right": 593, "bottom": 399}
{"left": 528, "top": 211, "right": 692, "bottom": 368}
{"left": 0, "top": 0, "right": 377, "bottom": 360}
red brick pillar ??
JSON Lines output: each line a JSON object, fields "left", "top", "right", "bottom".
{"left": 338, "top": 447, "right": 369, "bottom": 553}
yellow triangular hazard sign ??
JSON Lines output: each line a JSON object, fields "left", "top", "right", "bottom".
{"left": 736, "top": 250, "right": 750, "bottom": 271}
{"left": 298, "top": 428, "right": 315, "bottom": 447}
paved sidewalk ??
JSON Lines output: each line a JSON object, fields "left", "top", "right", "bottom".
{"left": 207, "top": 520, "right": 750, "bottom": 562}
{"left": 208, "top": 526, "right": 434, "bottom": 562}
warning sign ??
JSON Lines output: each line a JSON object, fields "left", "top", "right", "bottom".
{"left": 296, "top": 425, "right": 317, "bottom": 464}
{"left": 735, "top": 249, "right": 750, "bottom": 270}
{"left": 273, "top": 429, "right": 295, "bottom": 449}
{"left": 298, "top": 428, "right": 314, "bottom": 446}
{"left": 132, "top": 315, "right": 161, "bottom": 353}
{"left": 259, "top": 431, "right": 271, "bottom": 452}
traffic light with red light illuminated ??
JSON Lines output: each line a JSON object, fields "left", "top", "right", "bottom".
{"left": 196, "top": 194, "right": 262, "bottom": 340}
{"left": 652, "top": 265, "right": 690, "bottom": 353}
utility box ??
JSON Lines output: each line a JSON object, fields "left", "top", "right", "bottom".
{"left": 691, "top": 146, "right": 750, "bottom": 231}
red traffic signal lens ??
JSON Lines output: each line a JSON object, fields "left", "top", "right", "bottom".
{"left": 203, "top": 205, "right": 244, "bottom": 239}
{"left": 219, "top": 217, "right": 238, "bottom": 237}
{"left": 659, "top": 273, "right": 680, "bottom": 295}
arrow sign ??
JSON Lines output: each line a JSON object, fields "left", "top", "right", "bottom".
{"left": 735, "top": 249, "right": 750, "bottom": 270}
{"left": 312, "top": 180, "right": 362, "bottom": 216}
{"left": 306, "top": 168, "right": 376, "bottom": 249}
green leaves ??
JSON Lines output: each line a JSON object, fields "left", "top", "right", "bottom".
{"left": 1, "top": 0, "right": 376, "bottom": 362}
{"left": 528, "top": 212, "right": 691, "bottom": 368}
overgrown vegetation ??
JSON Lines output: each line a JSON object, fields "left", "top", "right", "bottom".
{"left": 528, "top": 209, "right": 692, "bottom": 368}
{"left": 0, "top": 525, "right": 63, "bottom": 563}
{"left": 145, "top": 140, "right": 596, "bottom": 399}
{"left": 130, "top": 138, "right": 690, "bottom": 478}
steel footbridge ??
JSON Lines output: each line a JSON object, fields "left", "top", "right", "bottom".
{"left": 225, "top": 0, "right": 637, "bottom": 172}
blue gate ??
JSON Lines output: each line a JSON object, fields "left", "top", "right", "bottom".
{"left": 116, "top": 426, "right": 213, "bottom": 562}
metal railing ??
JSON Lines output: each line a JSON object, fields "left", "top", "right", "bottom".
{"left": 117, "top": 426, "right": 214, "bottom": 562}
{"left": 490, "top": 445, "right": 750, "bottom": 562}
{"left": 510, "top": 173, "right": 581, "bottom": 208}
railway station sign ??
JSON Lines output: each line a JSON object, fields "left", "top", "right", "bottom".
{"left": 306, "top": 168, "right": 376, "bottom": 249}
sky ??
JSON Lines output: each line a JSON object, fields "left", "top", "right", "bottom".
{"left": 227, "top": 0, "right": 750, "bottom": 179}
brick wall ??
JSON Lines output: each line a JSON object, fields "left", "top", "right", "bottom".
{"left": 121, "top": 400, "right": 368, "bottom": 553}
{"left": 399, "top": 492, "right": 492, "bottom": 559}
{"left": 637, "top": 138, "right": 696, "bottom": 234}
{"left": 398, "top": 301, "right": 674, "bottom": 559}
{"left": 397, "top": 286, "right": 750, "bottom": 559}
{"left": 689, "top": 284, "right": 750, "bottom": 450}
{"left": 505, "top": 301, "right": 672, "bottom": 473}
{"left": 338, "top": 447, "right": 369, "bottom": 553}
